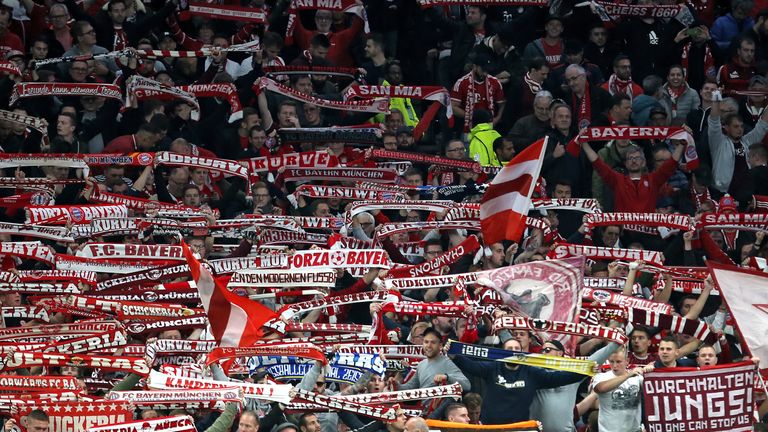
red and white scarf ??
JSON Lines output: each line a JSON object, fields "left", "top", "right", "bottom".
{"left": 574, "top": 82, "right": 592, "bottom": 130}
{"left": 254, "top": 77, "right": 389, "bottom": 113}
{"left": 606, "top": 74, "right": 635, "bottom": 98}
{"left": 493, "top": 315, "right": 628, "bottom": 345}
{"left": 582, "top": 287, "right": 674, "bottom": 314}
{"left": 86, "top": 415, "right": 198, "bottom": 432}
{"left": 10, "top": 82, "right": 122, "bottom": 107}
{"left": 523, "top": 72, "right": 542, "bottom": 94}
{"left": 463, "top": 72, "right": 495, "bottom": 133}
{"left": 549, "top": 243, "right": 665, "bottom": 267}
{"left": 155, "top": 151, "right": 249, "bottom": 179}
{"left": 681, "top": 42, "right": 715, "bottom": 88}
{"left": 179, "top": 83, "right": 243, "bottom": 123}
{"left": 283, "top": 167, "right": 398, "bottom": 183}
{"left": 246, "top": 150, "right": 338, "bottom": 174}
{"left": 180, "top": 2, "right": 265, "bottom": 22}
{"left": 0, "top": 109, "right": 48, "bottom": 135}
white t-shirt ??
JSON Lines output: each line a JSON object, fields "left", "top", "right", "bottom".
{"left": 591, "top": 371, "right": 644, "bottom": 432}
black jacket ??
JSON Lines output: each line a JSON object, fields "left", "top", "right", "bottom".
{"left": 66, "top": 0, "right": 175, "bottom": 50}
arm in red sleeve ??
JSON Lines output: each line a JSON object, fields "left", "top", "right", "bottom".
{"left": 717, "top": 335, "right": 733, "bottom": 364}
{"left": 231, "top": 23, "right": 256, "bottom": 45}
{"left": 591, "top": 158, "right": 623, "bottom": 191}
{"left": 650, "top": 158, "right": 680, "bottom": 189}
{"left": 224, "top": 239, "right": 253, "bottom": 258}
{"left": 335, "top": 14, "right": 364, "bottom": 44}
{"left": 292, "top": 13, "right": 314, "bottom": 49}
{"left": 698, "top": 230, "right": 735, "bottom": 265}
{"left": 332, "top": 277, "right": 370, "bottom": 297}
{"left": 166, "top": 16, "right": 204, "bottom": 50}
{"left": 381, "top": 238, "right": 410, "bottom": 264}
{"left": 28, "top": 3, "right": 48, "bottom": 37}
{"left": 373, "top": 211, "right": 390, "bottom": 225}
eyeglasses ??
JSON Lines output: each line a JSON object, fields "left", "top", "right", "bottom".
{"left": 541, "top": 347, "right": 559, "bottom": 353}
{"left": 565, "top": 74, "right": 584, "bottom": 83}
{"left": 81, "top": 29, "right": 96, "bottom": 36}
{"left": 626, "top": 156, "right": 645, "bottom": 162}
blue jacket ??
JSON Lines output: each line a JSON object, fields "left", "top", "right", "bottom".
{"left": 453, "top": 356, "right": 584, "bottom": 424}
{"left": 711, "top": 13, "right": 754, "bottom": 50}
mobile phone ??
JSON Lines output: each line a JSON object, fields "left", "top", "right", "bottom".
{"left": 687, "top": 28, "right": 701, "bottom": 38}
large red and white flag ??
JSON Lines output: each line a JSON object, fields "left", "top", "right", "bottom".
{"left": 480, "top": 137, "right": 547, "bottom": 245}
{"left": 709, "top": 262, "right": 768, "bottom": 378}
{"left": 181, "top": 242, "right": 276, "bottom": 346}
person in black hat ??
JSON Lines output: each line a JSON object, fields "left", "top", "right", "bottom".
{"left": 470, "top": 27, "right": 525, "bottom": 87}
{"left": 450, "top": 53, "right": 507, "bottom": 133}
{"left": 523, "top": 15, "right": 565, "bottom": 69}
{"left": 547, "top": 39, "right": 604, "bottom": 90}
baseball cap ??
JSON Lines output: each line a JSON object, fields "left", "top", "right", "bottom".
{"left": 472, "top": 53, "right": 492, "bottom": 68}
{"left": 545, "top": 339, "right": 565, "bottom": 352}
{"left": 395, "top": 126, "right": 412, "bottom": 136}
{"left": 544, "top": 15, "right": 563, "bottom": 25}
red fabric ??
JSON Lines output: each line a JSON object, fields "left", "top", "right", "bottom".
{"left": 600, "top": 79, "right": 643, "bottom": 99}
{"left": 182, "top": 242, "right": 276, "bottom": 345}
{"left": 717, "top": 61, "right": 757, "bottom": 93}
{"left": 0, "top": 31, "right": 24, "bottom": 60}
{"left": 480, "top": 138, "right": 546, "bottom": 245}
{"left": 292, "top": 15, "right": 364, "bottom": 67}
{"left": 628, "top": 351, "right": 659, "bottom": 366}
{"left": 450, "top": 73, "right": 505, "bottom": 133}
{"left": 167, "top": 16, "right": 256, "bottom": 51}
{"left": 698, "top": 230, "right": 735, "bottom": 265}
{"left": 113, "top": 27, "right": 128, "bottom": 51}
{"left": 540, "top": 39, "right": 563, "bottom": 68}
{"left": 591, "top": 158, "right": 678, "bottom": 213}
{"left": 103, "top": 134, "right": 137, "bottom": 154}
{"left": 573, "top": 82, "right": 592, "bottom": 130}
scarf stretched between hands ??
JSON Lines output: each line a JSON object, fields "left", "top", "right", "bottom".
{"left": 448, "top": 340, "right": 597, "bottom": 376}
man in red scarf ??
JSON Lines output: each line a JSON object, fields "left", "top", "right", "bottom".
{"left": 451, "top": 54, "right": 506, "bottom": 133}
{"left": 561, "top": 64, "right": 612, "bottom": 130}
{"left": 601, "top": 55, "right": 643, "bottom": 101}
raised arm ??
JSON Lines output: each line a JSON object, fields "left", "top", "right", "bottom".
{"left": 581, "top": 140, "right": 599, "bottom": 163}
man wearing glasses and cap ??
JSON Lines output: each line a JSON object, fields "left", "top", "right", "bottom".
{"left": 530, "top": 339, "right": 620, "bottom": 432}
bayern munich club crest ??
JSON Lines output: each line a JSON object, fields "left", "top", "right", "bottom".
{"left": 70, "top": 207, "right": 84, "bottom": 222}
{"left": 137, "top": 152, "right": 154, "bottom": 166}
{"left": 591, "top": 289, "right": 612, "bottom": 302}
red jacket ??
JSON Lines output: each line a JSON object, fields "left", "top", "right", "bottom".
{"left": 592, "top": 158, "right": 678, "bottom": 213}
{"left": 293, "top": 16, "right": 364, "bottom": 67}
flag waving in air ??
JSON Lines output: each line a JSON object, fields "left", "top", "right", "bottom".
{"left": 181, "top": 242, "right": 276, "bottom": 346}
{"left": 480, "top": 137, "right": 547, "bottom": 245}
{"left": 709, "top": 261, "right": 768, "bottom": 380}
